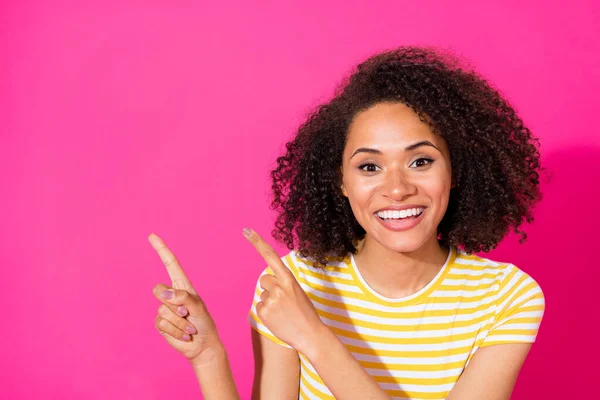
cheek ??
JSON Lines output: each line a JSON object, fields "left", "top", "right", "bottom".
{"left": 422, "top": 165, "right": 452, "bottom": 193}
{"left": 421, "top": 178, "right": 452, "bottom": 215}
{"left": 347, "top": 171, "right": 380, "bottom": 197}
{"left": 347, "top": 188, "right": 371, "bottom": 214}
{"left": 422, "top": 179, "right": 450, "bottom": 197}
{"left": 344, "top": 179, "right": 377, "bottom": 222}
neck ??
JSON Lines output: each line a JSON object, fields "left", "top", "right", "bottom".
{"left": 353, "top": 235, "right": 450, "bottom": 299}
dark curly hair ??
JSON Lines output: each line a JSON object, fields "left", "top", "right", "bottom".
{"left": 270, "top": 46, "right": 543, "bottom": 266}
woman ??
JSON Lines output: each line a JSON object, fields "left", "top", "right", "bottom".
{"left": 149, "top": 46, "right": 545, "bottom": 399}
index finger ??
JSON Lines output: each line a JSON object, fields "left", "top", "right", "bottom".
{"left": 243, "top": 228, "right": 292, "bottom": 280}
{"left": 148, "top": 233, "right": 196, "bottom": 294}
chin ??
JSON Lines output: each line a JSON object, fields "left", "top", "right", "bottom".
{"left": 383, "top": 236, "right": 429, "bottom": 253}
{"left": 366, "top": 228, "right": 431, "bottom": 254}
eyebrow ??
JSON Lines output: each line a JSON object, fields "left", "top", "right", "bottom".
{"left": 350, "top": 140, "right": 441, "bottom": 159}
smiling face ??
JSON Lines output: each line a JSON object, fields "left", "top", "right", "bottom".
{"left": 341, "top": 102, "right": 454, "bottom": 254}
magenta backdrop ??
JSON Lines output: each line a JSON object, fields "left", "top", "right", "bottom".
{"left": 2, "top": 0, "right": 598, "bottom": 399}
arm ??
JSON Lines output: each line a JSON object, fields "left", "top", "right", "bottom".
{"left": 445, "top": 265, "right": 544, "bottom": 399}
{"left": 251, "top": 328, "right": 300, "bottom": 400}
{"left": 302, "top": 325, "right": 390, "bottom": 400}
{"left": 188, "top": 315, "right": 386, "bottom": 400}
{"left": 243, "top": 229, "right": 390, "bottom": 400}
{"left": 447, "top": 265, "right": 544, "bottom": 399}
{"left": 301, "top": 274, "right": 541, "bottom": 400}
{"left": 243, "top": 230, "right": 544, "bottom": 400}
{"left": 148, "top": 233, "right": 241, "bottom": 399}
{"left": 191, "top": 340, "right": 241, "bottom": 400}
{"left": 446, "top": 343, "right": 532, "bottom": 400}
{"left": 304, "top": 328, "right": 532, "bottom": 400}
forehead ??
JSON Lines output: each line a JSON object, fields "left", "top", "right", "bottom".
{"left": 345, "top": 102, "right": 441, "bottom": 151}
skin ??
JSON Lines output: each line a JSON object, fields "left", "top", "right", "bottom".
{"left": 149, "top": 234, "right": 239, "bottom": 400}
{"left": 150, "top": 102, "right": 533, "bottom": 399}
{"left": 341, "top": 101, "right": 454, "bottom": 298}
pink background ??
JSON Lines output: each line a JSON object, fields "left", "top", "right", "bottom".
{"left": 2, "top": 1, "right": 598, "bottom": 398}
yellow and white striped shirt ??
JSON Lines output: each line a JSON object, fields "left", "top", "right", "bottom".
{"left": 248, "top": 246, "right": 545, "bottom": 400}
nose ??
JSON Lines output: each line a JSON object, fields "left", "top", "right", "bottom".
{"left": 382, "top": 169, "right": 417, "bottom": 201}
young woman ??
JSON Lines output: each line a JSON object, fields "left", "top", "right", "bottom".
{"left": 149, "top": 46, "right": 545, "bottom": 400}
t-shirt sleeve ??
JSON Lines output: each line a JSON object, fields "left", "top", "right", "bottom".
{"left": 481, "top": 264, "right": 545, "bottom": 347}
{"left": 247, "top": 253, "right": 298, "bottom": 349}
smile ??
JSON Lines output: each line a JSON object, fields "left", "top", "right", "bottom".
{"left": 374, "top": 207, "right": 426, "bottom": 231}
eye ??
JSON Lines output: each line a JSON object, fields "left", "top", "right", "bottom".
{"left": 358, "top": 163, "right": 381, "bottom": 173}
{"left": 410, "top": 158, "right": 434, "bottom": 168}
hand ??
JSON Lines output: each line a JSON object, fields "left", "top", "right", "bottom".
{"left": 243, "top": 228, "right": 327, "bottom": 354}
{"left": 149, "top": 233, "right": 222, "bottom": 367}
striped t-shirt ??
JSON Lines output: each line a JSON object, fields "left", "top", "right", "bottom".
{"left": 248, "top": 245, "right": 545, "bottom": 400}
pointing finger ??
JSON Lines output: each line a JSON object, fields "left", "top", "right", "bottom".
{"left": 148, "top": 233, "right": 196, "bottom": 294}
{"left": 242, "top": 228, "right": 292, "bottom": 281}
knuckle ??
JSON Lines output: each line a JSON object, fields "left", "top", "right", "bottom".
{"left": 271, "top": 286, "right": 283, "bottom": 298}
{"left": 172, "top": 279, "right": 192, "bottom": 292}
{"left": 263, "top": 247, "right": 275, "bottom": 259}
{"left": 157, "top": 318, "right": 170, "bottom": 331}
{"left": 197, "top": 300, "right": 208, "bottom": 314}
{"left": 163, "top": 256, "right": 178, "bottom": 267}
{"left": 158, "top": 304, "right": 170, "bottom": 317}
{"left": 258, "top": 305, "right": 272, "bottom": 322}
{"left": 174, "top": 290, "right": 189, "bottom": 305}
{"left": 281, "top": 276, "right": 293, "bottom": 287}
{"left": 256, "top": 303, "right": 266, "bottom": 319}
{"left": 176, "top": 318, "right": 188, "bottom": 331}
{"left": 179, "top": 290, "right": 189, "bottom": 301}
{"left": 259, "top": 275, "right": 269, "bottom": 286}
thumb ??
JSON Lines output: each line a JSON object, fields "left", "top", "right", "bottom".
{"left": 168, "top": 289, "right": 207, "bottom": 316}
{"left": 153, "top": 284, "right": 209, "bottom": 318}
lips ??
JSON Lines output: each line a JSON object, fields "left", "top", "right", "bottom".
{"left": 374, "top": 208, "right": 426, "bottom": 232}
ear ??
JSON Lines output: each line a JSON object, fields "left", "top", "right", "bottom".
{"left": 339, "top": 167, "right": 347, "bottom": 197}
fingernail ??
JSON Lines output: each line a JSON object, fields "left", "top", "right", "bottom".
{"left": 176, "top": 306, "right": 188, "bottom": 316}
{"left": 182, "top": 334, "right": 191, "bottom": 341}
{"left": 242, "top": 227, "right": 252, "bottom": 237}
{"left": 160, "top": 290, "right": 173, "bottom": 300}
{"left": 185, "top": 325, "right": 196, "bottom": 335}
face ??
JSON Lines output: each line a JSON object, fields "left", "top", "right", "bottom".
{"left": 340, "top": 102, "right": 454, "bottom": 253}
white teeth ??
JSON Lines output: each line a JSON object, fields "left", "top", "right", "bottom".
{"left": 376, "top": 207, "right": 425, "bottom": 220}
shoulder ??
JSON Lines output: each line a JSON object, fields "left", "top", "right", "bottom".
{"left": 452, "top": 248, "right": 544, "bottom": 301}
{"left": 281, "top": 249, "right": 351, "bottom": 280}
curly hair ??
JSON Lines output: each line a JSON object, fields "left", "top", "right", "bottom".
{"left": 270, "top": 46, "right": 543, "bottom": 266}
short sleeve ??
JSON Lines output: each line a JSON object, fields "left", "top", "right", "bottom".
{"left": 481, "top": 265, "right": 545, "bottom": 347}
{"left": 247, "top": 253, "right": 298, "bottom": 349}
